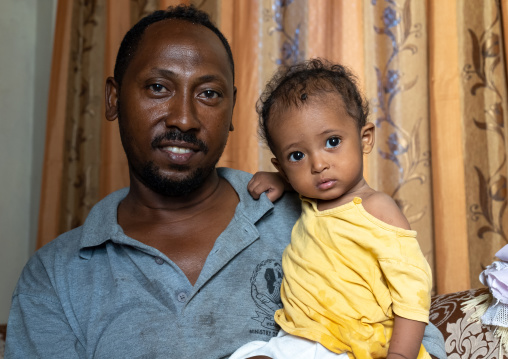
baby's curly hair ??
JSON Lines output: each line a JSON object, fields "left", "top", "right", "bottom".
{"left": 257, "top": 58, "right": 369, "bottom": 153}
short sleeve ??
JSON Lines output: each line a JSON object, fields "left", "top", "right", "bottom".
{"left": 378, "top": 237, "right": 432, "bottom": 323}
{"left": 4, "top": 255, "right": 85, "bottom": 358}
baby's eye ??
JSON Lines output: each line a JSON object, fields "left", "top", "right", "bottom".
{"left": 326, "top": 137, "right": 341, "bottom": 148}
{"left": 288, "top": 151, "right": 305, "bottom": 162}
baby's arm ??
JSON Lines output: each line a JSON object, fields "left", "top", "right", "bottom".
{"left": 388, "top": 315, "right": 426, "bottom": 359}
{"left": 248, "top": 171, "right": 290, "bottom": 202}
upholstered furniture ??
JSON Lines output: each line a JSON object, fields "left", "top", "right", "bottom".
{"left": 430, "top": 287, "right": 506, "bottom": 358}
{"left": 0, "top": 288, "right": 504, "bottom": 358}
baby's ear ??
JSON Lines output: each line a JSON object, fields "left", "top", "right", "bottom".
{"left": 361, "top": 122, "right": 375, "bottom": 154}
{"left": 271, "top": 158, "right": 288, "bottom": 182}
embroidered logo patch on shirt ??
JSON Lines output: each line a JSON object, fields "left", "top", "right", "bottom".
{"left": 249, "top": 259, "right": 283, "bottom": 335}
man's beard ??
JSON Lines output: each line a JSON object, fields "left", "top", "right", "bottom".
{"left": 140, "top": 160, "right": 215, "bottom": 197}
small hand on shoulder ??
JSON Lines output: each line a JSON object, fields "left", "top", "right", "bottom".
{"left": 247, "top": 171, "right": 290, "bottom": 202}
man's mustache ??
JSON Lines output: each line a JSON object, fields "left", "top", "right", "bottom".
{"left": 151, "top": 130, "right": 209, "bottom": 154}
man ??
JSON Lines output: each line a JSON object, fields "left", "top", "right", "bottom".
{"left": 5, "top": 5, "right": 446, "bottom": 358}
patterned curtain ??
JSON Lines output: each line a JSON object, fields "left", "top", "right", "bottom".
{"left": 457, "top": 0, "right": 508, "bottom": 287}
{"left": 361, "top": 0, "right": 508, "bottom": 292}
{"left": 362, "top": 0, "right": 436, "bottom": 291}
{"left": 37, "top": 0, "right": 508, "bottom": 295}
{"left": 38, "top": 0, "right": 107, "bottom": 245}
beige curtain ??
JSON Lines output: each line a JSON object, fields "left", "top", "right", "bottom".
{"left": 457, "top": 0, "right": 508, "bottom": 288}
{"left": 428, "top": 0, "right": 471, "bottom": 295}
{"left": 38, "top": 0, "right": 508, "bottom": 295}
{"left": 38, "top": 0, "right": 107, "bottom": 246}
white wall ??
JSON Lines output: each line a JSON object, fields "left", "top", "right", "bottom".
{"left": 0, "top": 0, "right": 56, "bottom": 323}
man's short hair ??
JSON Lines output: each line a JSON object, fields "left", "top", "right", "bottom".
{"left": 113, "top": 4, "right": 235, "bottom": 87}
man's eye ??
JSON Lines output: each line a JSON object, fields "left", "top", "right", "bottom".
{"left": 326, "top": 137, "right": 341, "bottom": 148}
{"left": 288, "top": 151, "right": 305, "bottom": 162}
{"left": 149, "top": 84, "right": 166, "bottom": 92}
{"left": 201, "top": 90, "right": 220, "bottom": 99}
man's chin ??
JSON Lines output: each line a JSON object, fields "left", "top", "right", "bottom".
{"left": 141, "top": 163, "right": 213, "bottom": 197}
{"left": 167, "top": 163, "right": 191, "bottom": 172}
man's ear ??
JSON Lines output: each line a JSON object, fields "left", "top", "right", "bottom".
{"left": 271, "top": 157, "right": 288, "bottom": 182}
{"left": 361, "top": 122, "right": 375, "bottom": 154}
{"left": 105, "top": 77, "right": 119, "bottom": 122}
{"left": 229, "top": 86, "right": 237, "bottom": 131}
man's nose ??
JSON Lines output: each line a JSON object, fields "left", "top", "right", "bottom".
{"left": 311, "top": 155, "right": 329, "bottom": 174}
{"left": 165, "top": 93, "right": 200, "bottom": 132}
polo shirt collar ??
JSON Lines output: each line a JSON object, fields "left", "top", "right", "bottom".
{"left": 217, "top": 167, "right": 274, "bottom": 224}
{"left": 78, "top": 168, "right": 274, "bottom": 251}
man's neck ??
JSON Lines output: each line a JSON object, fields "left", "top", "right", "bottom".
{"left": 122, "top": 168, "right": 223, "bottom": 214}
{"left": 116, "top": 168, "right": 240, "bottom": 285}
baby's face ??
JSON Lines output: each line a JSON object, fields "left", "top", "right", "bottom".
{"left": 269, "top": 93, "right": 367, "bottom": 202}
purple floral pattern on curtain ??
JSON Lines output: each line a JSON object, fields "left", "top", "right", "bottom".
{"left": 371, "top": 0, "right": 429, "bottom": 209}
{"left": 263, "top": 0, "right": 304, "bottom": 66}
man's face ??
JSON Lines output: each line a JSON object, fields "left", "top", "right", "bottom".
{"left": 107, "top": 19, "right": 236, "bottom": 196}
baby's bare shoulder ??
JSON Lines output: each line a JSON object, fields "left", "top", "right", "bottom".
{"left": 362, "top": 192, "right": 411, "bottom": 230}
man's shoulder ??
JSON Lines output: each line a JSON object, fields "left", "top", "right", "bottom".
{"left": 16, "top": 188, "right": 129, "bottom": 292}
{"left": 36, "top": 225, "right": 84, "bottom": 260}
{"left": 12, "top": 225, "right": 83, "bottom": 300}
{"left": 38, "top": 187, "right": 128, "bottom": 255}
{"left": 217, "top": 167, "right": 252, "bottom": 186}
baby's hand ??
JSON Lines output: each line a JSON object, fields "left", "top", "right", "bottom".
{"left": 248, "top": 171, "right": 286, "bottom": 202}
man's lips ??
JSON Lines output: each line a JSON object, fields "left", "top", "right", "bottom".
{"left": 159, "top": 145, "right": 196, "bottom": 165}
{"left": 151, "top": 130, "right": 208, "bottom": 153}
{"left": 151, "top": 130, "right": 208, "bottom": 166}
{"left": 162, "top": 145, "right": 194, "bottom": 154}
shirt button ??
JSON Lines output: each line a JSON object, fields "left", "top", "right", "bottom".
{"left": 154, "top": 256, "right": 164, "bottom": 265}
{"left": 177, "top": 292, "right": 188, "bottom": 303}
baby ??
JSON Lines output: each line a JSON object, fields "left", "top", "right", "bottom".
{"left": 231, "top": 59, "right": 432, "bottom": 359}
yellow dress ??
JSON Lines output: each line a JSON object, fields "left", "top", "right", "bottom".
{"left": 274, "top": 197, "right": 432, "bottom": 358}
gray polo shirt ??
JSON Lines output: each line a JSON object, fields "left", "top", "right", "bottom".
{"left": 5, "top": 168, "right": 445, "bottom": 359}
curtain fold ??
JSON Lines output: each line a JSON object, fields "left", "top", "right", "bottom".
{"left": 458, "top": 0, "right": 508, "bottom": 288}
{"left": 308, "top": 1, "right": 364, "bottom": 79}
{"left": 59, "top": 1, "right": 106, "bottom": 231}
{"left": 37, "top": 0, "right": 508, "bottom": 294}
{"left": 429, "top": 0, "right": 470, "bottom": 293}
{"left": 37, "top": 0, "right": 73, "bottom": 248}
{"left": 99, "top": 0, "right": 130, "bottom": 199}
{"left": 216, "top": 0, "right": 261, "bottom": 173}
